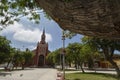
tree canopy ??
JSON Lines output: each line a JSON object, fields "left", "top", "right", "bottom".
{"left": 0, "top": 0, "right": 41, "bottom": 26}
{"left": 66, "top": 42, "right": 84, "bottom": 70}
{"left": 82, "top": 36, "right": 120, "bottom": 79}
{"left": 0, "top": 36, "right": 11, "bottom": 64}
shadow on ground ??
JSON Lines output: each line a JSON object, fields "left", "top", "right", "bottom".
{"left": 0, "top": 72, "right": 11, "bottom": 77}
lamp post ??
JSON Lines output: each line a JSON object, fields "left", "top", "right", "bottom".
{"left": 62, "top": 31, "right": 65, "bottom": 79}
{"left": 60, "top": 49, "right": 62, "bottom": 70}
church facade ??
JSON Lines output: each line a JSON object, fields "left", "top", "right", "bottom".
{"left": 33, "top": 29, "right": 49, "bottom": 67}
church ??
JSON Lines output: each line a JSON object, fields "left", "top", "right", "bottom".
{"left": 32, "top": 29, "right": 50, "bottom": 67}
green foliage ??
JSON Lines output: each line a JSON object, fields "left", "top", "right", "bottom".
{"left": 12, "top": 49, "right": 25, "bottom": 67}
{"left": 12, "top": 48, "right": 34, "bottom": 68}
{"left": 82, "top": 36, "right": 120, "bottom": 77}
{"left": 81, "top": 36, "right": 101, "bottom": 58}
{"left": 46, "top": 52, "right": 55, "bottom": 66}
{"left": 63, "top": 30, "right": 76, "bottom": 39}
{"left": 66, "top": 42, "right": 84, "bottom": 69}
{"left": 0, "top": 0, "right": 41, "bottom": 26}
{"left": 43, "top": 11, "right": 51, "bottom": 20}
{"left": 81, "top": 36, "right": 102, "bottom": 68}
{"left": 0, "top": 36, "right": 11, "bottom": 64}
{"left": 92, "top": 38, "right": 120, "bottom": 52}
{"left": 23, "top": 49, "right": 34, "bottom": 66}
{"left": 83, "top": 36, "right": 120, "bottom": 54}
{"left": 47, "top": 48, "right": 62, "bottom": 65}
{"left": 53, "top": 49, "right": 62, "bottom": 64}
{"left": 66, "top": 43, "right": 82, "bottom": 61}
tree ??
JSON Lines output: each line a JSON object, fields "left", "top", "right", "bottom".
{"left": 12, "top": 48, "right": 34, "bottom": 70}
{"left": 23, "top": 48, "right": 34, "bottom": 67}
{"left": 66, "top": 42, "right": 85, "bottom": 72}
{"left": 12, "top": 49, "right": 25, "bottom": 69}
{"left": 0, "top": 0, "right": 40, "bottom": 26}
{"left": 52, "top": 48, "right": 62, "bottom": 65}
{"left": 63, "top": 30, "right": 76, "bottom": 39}
{"left": 0, "top": 36, "right": 11, "bottom": 64}
{"left": 46, "top": 52, "right": 55, "bottom": 67}
{"left": 47, "top": 48, "right": 64, "bottom": 69}
{"left": 81, "top": 36, "right": 100, "bottom": 69}
{"left": 81, "top": 44, "right": 94, "bottom": 69}
{"left": 6, "top": 47, "right": 16, "bottom": 69}
{"left": 83, "top": 36, "right": 120, "bottom": 79}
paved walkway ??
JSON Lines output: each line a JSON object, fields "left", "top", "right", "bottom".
{"left": 65, "top": 69, "right": 117, "bottom": 75}
{"left": 0, "top": 68, "right": 57, "bottom": 80}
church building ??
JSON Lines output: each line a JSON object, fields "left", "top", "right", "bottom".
{"left": 33, "top": 29, "right": 49, "bottom": 67}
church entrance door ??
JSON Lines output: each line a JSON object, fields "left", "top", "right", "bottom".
{"left": 38, "top": 55, "right": 44, "bottom": 67}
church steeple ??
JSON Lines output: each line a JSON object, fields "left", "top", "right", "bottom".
{"left": 34, "top": 28, "right": 49, "bottom": 67}
{"left": 40, "top": 28, "right": 46, "bottom": 44}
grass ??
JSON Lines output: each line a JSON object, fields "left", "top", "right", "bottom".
{"left": 0, "top": 69, "right": 4, "bottom": 72}
{"left": 65, "top": 72, "right": 117, "bottom": 80}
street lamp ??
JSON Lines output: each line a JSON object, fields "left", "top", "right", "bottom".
{"left": 62, "top": 30, "right": 65, "bottom": 79}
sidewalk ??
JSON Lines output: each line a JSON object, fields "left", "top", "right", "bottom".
{"left": 0, "top": 68, "right": 57, "bottom": 80}
{"left": 64, "top": 68, "right": 117, "bottom": 75}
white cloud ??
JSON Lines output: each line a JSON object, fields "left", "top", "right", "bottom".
{"left": 0, "top": 25, "right": 2, "bottom": 28}
{"left": 1, "top": 22, "right": 52, "bottom": 43}
{"left": 26, "top": 45, "right": 36, "bottom": 50}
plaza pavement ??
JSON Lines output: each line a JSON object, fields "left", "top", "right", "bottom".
{"left": 0, "top": 68, "right": 58, "bottom": 80}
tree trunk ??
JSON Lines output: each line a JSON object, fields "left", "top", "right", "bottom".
{"left": 6, "top": 59, "right": 11, "bottom": 68}
{"left": 35, "top": 0, "right": 120, "bottom": 40}
{"left": 22, "top": 64, "right": 24, "bottom": 70}
{"left": 68, "top": 62, "right": 71, "bottom": 67}
{"left": 75, "top": 60, "right": 78, "bottom": 69}
{"left": 103, "top": 48, "right": 120, "bottom": 79}
{"left": 79, "top": 63, "right": 85, "bottom": 73}
{"left": 12, "top": 65, "right": 14, "bottom": 70}
{"left": 108, "top": 58, "right": 120, "bottom": 80}
{"left": 88, "top": 58, "right": 94, "bottom": 69}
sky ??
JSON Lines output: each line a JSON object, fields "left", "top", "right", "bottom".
{"left": 0, "top": 11, "right": 83, "bottom": 51}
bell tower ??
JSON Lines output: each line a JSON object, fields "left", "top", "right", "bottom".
{"left": 40, "top": 29, "right": 46, "bottom": 44}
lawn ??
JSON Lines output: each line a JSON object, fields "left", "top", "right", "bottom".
{"left": 65, "top": 72, "right": 117, "bottom": 80}
{"left": 0, "top": 69, "right": 4, "bottom": 72}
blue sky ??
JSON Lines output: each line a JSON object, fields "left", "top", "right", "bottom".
{"left": 0, "top": 11, "right": 83, "bottom": 51}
